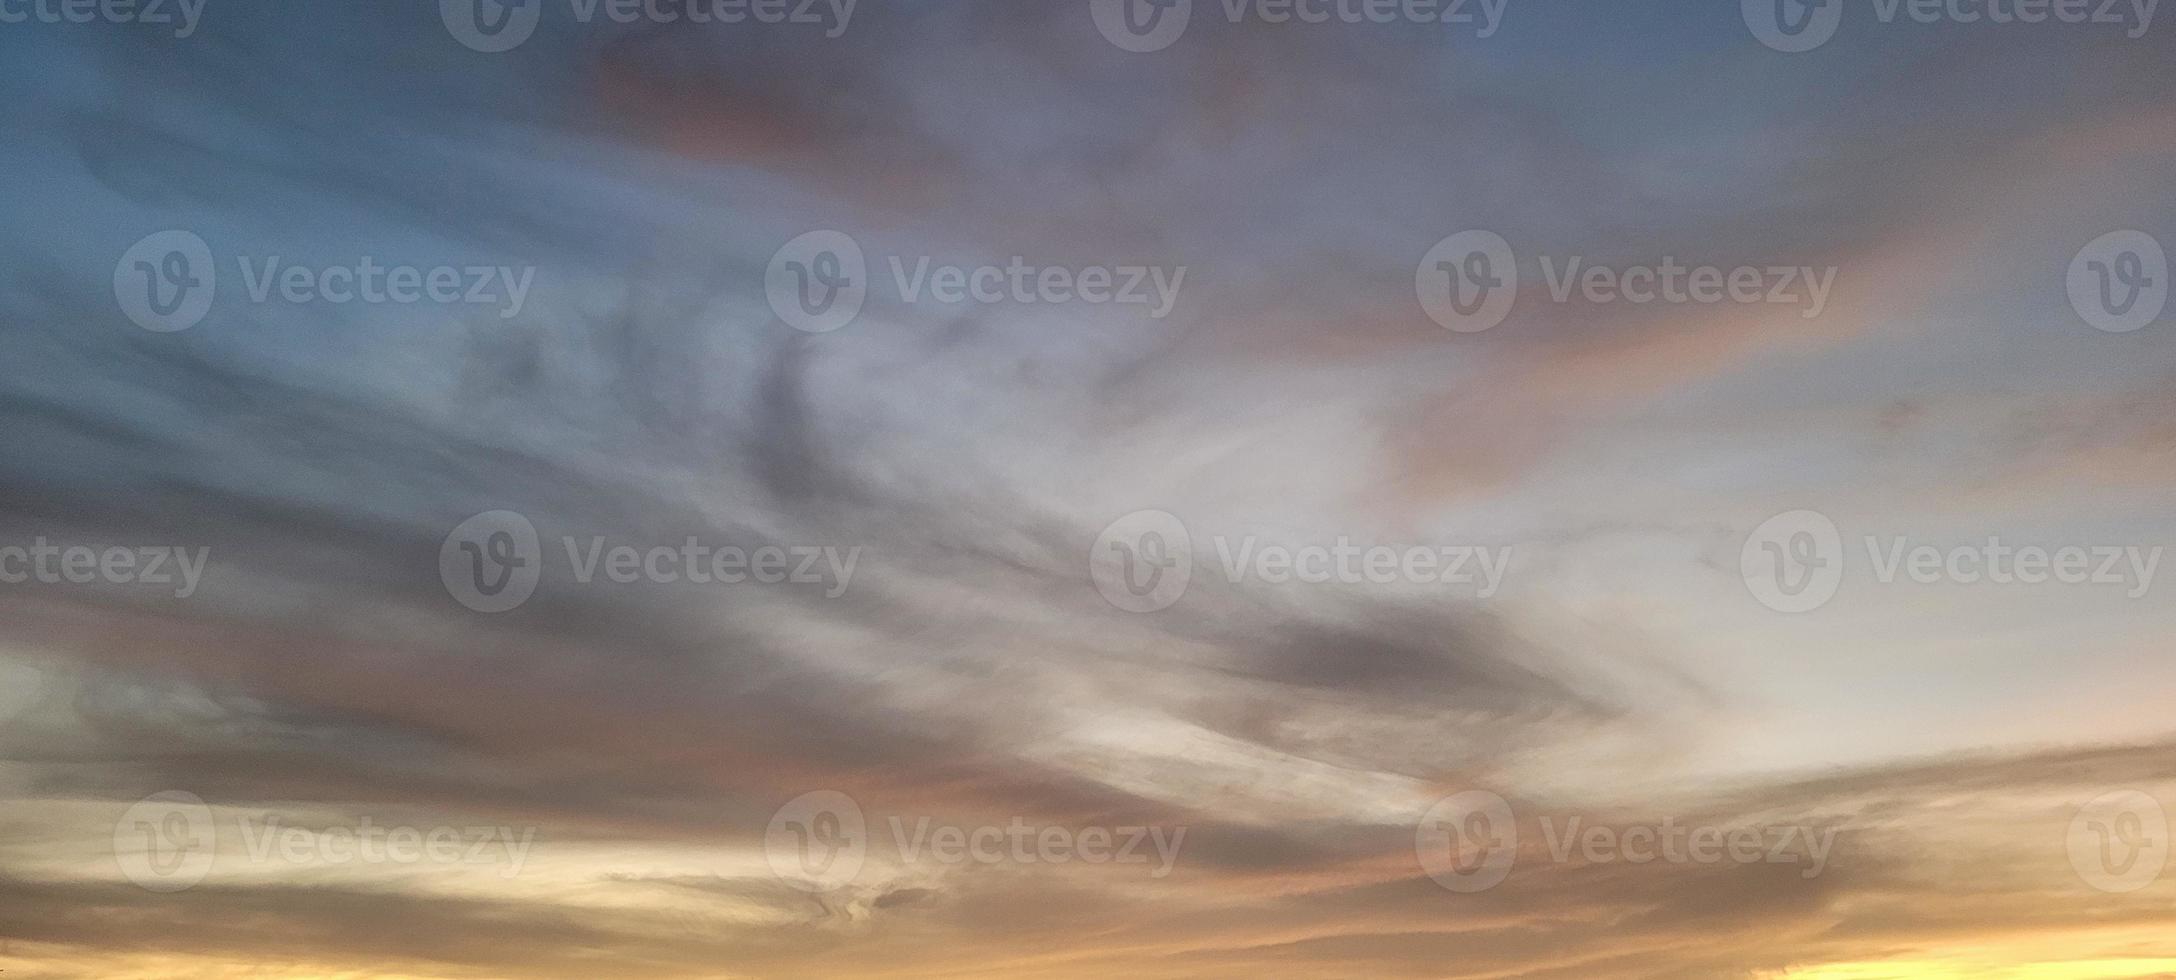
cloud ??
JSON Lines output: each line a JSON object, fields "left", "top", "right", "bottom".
{"left": 1, "top": 1, "right": 2173, "bottom": 976}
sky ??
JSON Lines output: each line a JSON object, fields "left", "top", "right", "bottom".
{"left": 0, "top": 0, "right": 2173, "bottom": 976}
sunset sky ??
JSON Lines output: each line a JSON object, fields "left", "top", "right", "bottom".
{"left": 1, "top": 0, "right": 2174, "bottom": 976}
